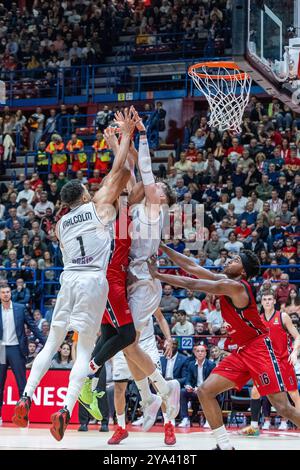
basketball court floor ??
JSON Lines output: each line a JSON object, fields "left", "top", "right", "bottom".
{"left": 0, "top": 424, "right": 299, "bottom": 450}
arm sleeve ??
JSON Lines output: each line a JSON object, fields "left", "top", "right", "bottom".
{"left": 138, "top": 135, "right": 155, "bottom": 186}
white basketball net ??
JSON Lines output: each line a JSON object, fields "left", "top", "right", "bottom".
{"left": 189, "top": 63, "right": 252, "bottom": 133}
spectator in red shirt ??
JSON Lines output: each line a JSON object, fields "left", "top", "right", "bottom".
{"left": 185, "top": 142, "right": 198, "bottom": 162}
{"left": 275, "top": 273, "right": 297, "bottom": 306}
{"left": 282, "top": 238, "right": 297, "bottom": 260}
{"left": 30, "top": 173, "right": 43, "bottom": 191}
{"left": 234, "top": 219, "right": 252, "bottom": 239}
{"left": 226, "top": 137, "right": 244, "bottom": 164}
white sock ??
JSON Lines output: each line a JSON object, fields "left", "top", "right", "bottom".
{"left": 163, "top": 413, "right": 175, "bottom": 426}
{"left": 117, "top": 413, "right": 126, "bottom": 429}
{"left": 251, "top": 421, "right": 259, "bottom": 429}
{"left": 148, "top": 369, "right": 169, "bottom": 397}
{"left": 212, "top": 425, "right": 234, "bottom": 450}
{"left": 136, "top": 378, "right": 153, "bottom": 403}
{"left": 64, "top": 334, "right": 96, "bottom": 415}
{"left": 91, "top": 377, "right": 98, "bottom": 392}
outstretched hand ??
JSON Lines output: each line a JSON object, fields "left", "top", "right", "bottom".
{"left": 103, "top": 126, "right": 119, "bottom": 150}
{"left": 132, "top": 108, "right": 146, "bottom": 132}
{"left": 114, "top": 106, "right": 136, "bottom": 136}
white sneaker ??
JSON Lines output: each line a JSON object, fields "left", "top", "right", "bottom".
{"left": 132, "top": 416, "right": 144, "bottom": 426}
{"left": 262, "top": 420, "right": 270, "bottom": 430}
{"left": 203, "top": 420, "right": 210, "bottom": 429}
{"left": 141, "top": 394, "right": 162, "bottom": 432}
{"left": 278, "top": 420, "right": 288, "bottom": 431}
{"left": 178, "top": 417, "right": 190, "bottom": 428}
{"left": 162, "top": 380, "right": 180, "bottom": 420}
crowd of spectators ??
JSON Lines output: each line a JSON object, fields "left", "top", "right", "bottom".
{"left": 0, "top": 0, "right": 231, "bottom": 80}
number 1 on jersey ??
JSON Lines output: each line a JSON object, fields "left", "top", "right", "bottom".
{"left": 76, "top": 236, "right": 86, "bottom": 257}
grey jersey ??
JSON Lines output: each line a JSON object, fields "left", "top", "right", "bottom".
{"left": 58, "top": 201, "right": 112, "bottom": 272}
{"left": 128, "top": 203, "right": 163, "bottom": 281}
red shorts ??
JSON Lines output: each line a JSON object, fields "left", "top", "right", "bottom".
{"left": 212, "top": 335, "right": 286, "bottom": 396}
{"left": 52, "top": 162, "right": 67, "bottom": 175}
{"left": 279, "top": 358, "right": 298, "bottom": 392}
{"left": 102, "top": 282, "right": 133, "bottom": 328}
{"left": 72, "top": 160, "right": 87, "bottom": 172}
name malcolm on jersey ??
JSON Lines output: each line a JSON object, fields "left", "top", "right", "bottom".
{"left": 62, "top": 211, "right": 93, "bottom": 229}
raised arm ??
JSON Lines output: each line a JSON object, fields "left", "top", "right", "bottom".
{"left": 134, "top": 109, "right": 160, "bottom": 207}
{"left": 93, "top": 109, "right": 135, "bottom": 210}
{"left": 148, "top": 261, "right": 249, "bottom": 309}
{"left": 160, "top": 242, "right": 226, "bottom": 281}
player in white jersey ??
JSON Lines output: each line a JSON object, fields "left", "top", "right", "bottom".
{"left": 109, "top": 308, "right": 175, "bottom": 446}
{"left": 80, "top": 109, "right": 180, "bottom": 442}
{"left": 12, "top": 108, "right": 137, "bottom": 441}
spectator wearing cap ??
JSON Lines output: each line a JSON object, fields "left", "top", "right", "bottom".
{"left": 178, "top": 344, "right": 215, "bottom": 428}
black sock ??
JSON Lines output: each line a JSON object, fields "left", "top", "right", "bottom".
{"left": 251, "top": 398, "right": 261, "bottom": 422}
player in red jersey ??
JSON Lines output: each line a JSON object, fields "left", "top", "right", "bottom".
{"left": 148, "top": 244, "right": 300, "bottom": 450}
{"left": 241, "top": 290, "right": 300, "bottom": 436}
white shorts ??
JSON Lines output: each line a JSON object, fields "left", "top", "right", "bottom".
{"left": 51, "top": 270, "right": 108, "bottom": 338}
{"left": 112, "top": 334, "right": 161, "bottom": 381}
{"left": 127, "top": 279, "right": 162, "bottom": 332}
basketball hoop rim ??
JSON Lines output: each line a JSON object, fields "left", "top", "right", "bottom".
{"left": 188, "top": 61, "right": 249, "bottom": 81}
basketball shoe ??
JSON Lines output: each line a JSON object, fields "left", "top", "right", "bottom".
{"left": 78, "top": 390, "right": 104, "bottom": 421}
{"left": 239, "top": 425, "right": 260, "bottom": 437}
{"left": 50, "top": 407, "right": 70, "bottom": 441}
{"left": 142, "top": 393, "right": 162, "bottom": 432}
{"left": 12, "top": 395, "right": 31, "bottom": 428}
{"left": 79, "top": 378, "right": 93, "bottom": 405}
{"left": 162, "top": 380, "right": 180, "bottom": 420}
{"left": 164, "top": 422, "right": 176, "bottom": 445}
{"left": 108, "top": 426, "right": 129, "bottom": 445}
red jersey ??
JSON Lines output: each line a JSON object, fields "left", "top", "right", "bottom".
{"left": 106, "top": 208, "right": 131, "bottom": 284}
{"left": 260, "top": 310, "right": 292, "bottom": 361}
{"left": 219, "top": 279, "right": 268, "bottom": 347}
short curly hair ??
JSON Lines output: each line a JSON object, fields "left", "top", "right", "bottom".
{"left": 240, "top": 250, "right": 261, "bottom": 279}
{"left": 60, "top": 180, "right": 85, "bottom": 206}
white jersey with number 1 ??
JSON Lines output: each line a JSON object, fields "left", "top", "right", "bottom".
{"left": 51, "top": 201, "right": 112, "bottom": 337}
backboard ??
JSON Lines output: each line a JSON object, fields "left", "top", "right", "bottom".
{"left": 232, "top": 0, "right": 300, "bottom": 112}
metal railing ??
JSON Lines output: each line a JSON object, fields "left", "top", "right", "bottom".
{"left": 2, "top": 57, "right": 237, "bottom": 107}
